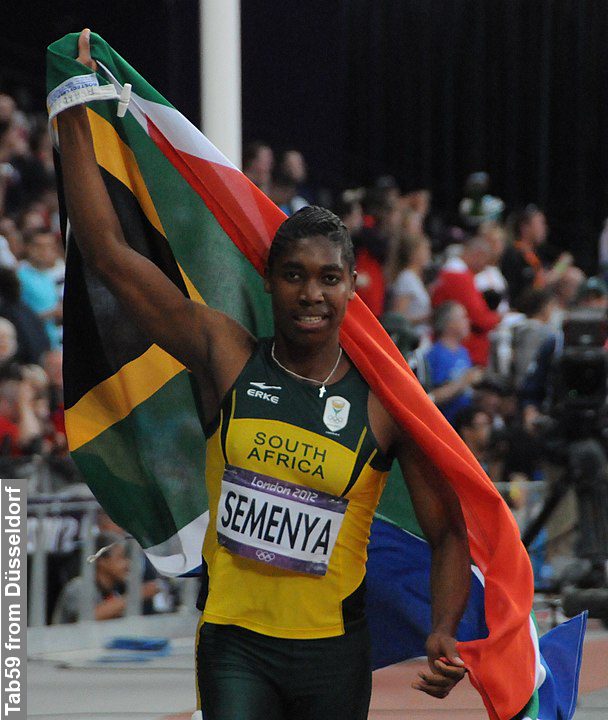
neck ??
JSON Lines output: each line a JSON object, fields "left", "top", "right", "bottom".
{"left": 272, "top": 334, "right": 342, "bottom": 382}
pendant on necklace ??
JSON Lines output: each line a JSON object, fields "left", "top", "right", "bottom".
{"left": 319, "top": 385, "right": 326, "bottom": 398}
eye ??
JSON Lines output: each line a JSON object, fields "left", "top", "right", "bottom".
{"left": 284, "top": 270, "right": 301, "bottom": 281}
{"left": 323, "top": 274, "right": 341, "bottom": 285}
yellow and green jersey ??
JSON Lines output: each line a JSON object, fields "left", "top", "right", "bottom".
{"left": 200, "top": 339, "right": 392, "bottom": 639}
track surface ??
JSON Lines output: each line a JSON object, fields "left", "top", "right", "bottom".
{"left": 28, "top": 622, "right": 608, "bottom": 719}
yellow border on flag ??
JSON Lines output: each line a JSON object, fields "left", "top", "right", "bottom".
{"left": 65, "top": 344, "right": 185, "bottom": 451}
{"left": 65, "top": 110, "right": 206, "bottom": 450}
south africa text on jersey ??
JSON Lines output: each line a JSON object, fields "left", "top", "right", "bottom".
{"left": 247, "top": 431, "right": 327, "bottom": 479}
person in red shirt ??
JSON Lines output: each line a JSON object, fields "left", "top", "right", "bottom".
{"left": 431, "top": 238, "right": 501, "bottom": 365}
{"left": 0, "top": 376, "right": 43, "bottom": 455}
{"left": 353, "top": 240, "right": 386, "bottom": 317}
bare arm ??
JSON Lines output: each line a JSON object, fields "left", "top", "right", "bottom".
{"left": 395, "top": 432, "right": 470, "bottom": 698}
{"left": 94, "top": 594, "right": 126, "bottom": 621}
{"left": 57, "top": 31, "right": 254, "bottom": 412}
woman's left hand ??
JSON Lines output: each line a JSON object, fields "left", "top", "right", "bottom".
{"left": 412, "top": 632, "right": 467, "bottom": 699}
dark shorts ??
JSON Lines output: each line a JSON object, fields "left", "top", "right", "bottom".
{"left": 196, "top": 622, "right": 372, "bottom": 720}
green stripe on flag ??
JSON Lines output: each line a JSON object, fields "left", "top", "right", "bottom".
{"left": 73, "top": 371, "right": 208, "bottom": 548}
{"left": 376, "top": 462, "right": 425, "bottom": 538}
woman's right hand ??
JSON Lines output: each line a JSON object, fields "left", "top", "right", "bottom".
{"left": 76, "top": 28, "right": 98, "bottom": 73}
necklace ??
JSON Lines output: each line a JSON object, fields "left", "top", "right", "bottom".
{"left": 271, "top": 342, "right": 343, "bottom": 398}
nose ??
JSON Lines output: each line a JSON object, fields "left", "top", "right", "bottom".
{"left": 299, "top": 278, "right": 324, "bottom": 304}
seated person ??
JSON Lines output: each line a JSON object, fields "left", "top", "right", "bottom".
{"left": 52, "top": 532, "right": 160, "bottom": 623}
{"left": 425, "top": 302, "right": 483, "bottom": 424}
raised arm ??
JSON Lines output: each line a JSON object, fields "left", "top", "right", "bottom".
{"left": 56, "top": 30, "right": 254, "bottom": 415}
{"left": 395, "top": 431, "right": 470, "bottom": 698}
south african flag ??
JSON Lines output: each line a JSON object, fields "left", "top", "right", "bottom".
{"left": 47, "top": 33, "right": 585, "bottom": 720}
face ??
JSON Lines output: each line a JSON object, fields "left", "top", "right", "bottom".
{"left": 282, "top": 151, "right": 307, "bottom": 183}
{"left": 524, "top": 212, "right": 548, "bottom": 246}
{"left": 463, "top": 411, "right": 492, "bottom": 450}
{"left": 265, "top": 235, "right": 356, "bottom": 347}
{"left": 26, "top": 232, "right": 58, "bottom": 269}
{"left": 99, "top": 545, "right": 130, "bottom": 584}
{"left": 446, "top": 304, "right": 470, "bottom": 340}
{"left": 477, "top": 390, "right": 502, "bottom": 419}
{"left": 464, "top": 245, "right": 491, "bottom": 274}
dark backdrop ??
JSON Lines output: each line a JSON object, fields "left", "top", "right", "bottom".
{"left": 2, "top": 1, "right": 607, "bottom": 270}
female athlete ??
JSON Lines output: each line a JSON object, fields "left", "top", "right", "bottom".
{"left": 56, "top": 28, "right": 470, "bottom": 720}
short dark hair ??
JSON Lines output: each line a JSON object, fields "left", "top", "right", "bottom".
{"left": 432, "top": 301, "right": 462, "bottom": 336}
{"left": 242, "top": 140, "right": 271, "bottom": 170}
{"left": 267, "top": 206, "right": 355, "bottom": 272}
{"left": 516, "top": 287, "right": 555, "bottom": 317}
{"left": 513, "top": 204, "right": 543, "bottom": 237}
{"left": 453, "top": 406, "right": 488, "bottom": 435}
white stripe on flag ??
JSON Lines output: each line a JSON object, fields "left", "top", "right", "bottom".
{"left": 143, "top": 511, "right": 209, "bottom": 576}
{"left": 97, "top": 62, "right": 236, "bottom": 170}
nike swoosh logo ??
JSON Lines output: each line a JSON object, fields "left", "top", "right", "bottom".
{"left": 250, "top": 382, "right": 282, "bottom": 391}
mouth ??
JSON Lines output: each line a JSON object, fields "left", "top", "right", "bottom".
{"left": 292, "top": 314, "right": 330, "bottom": 330}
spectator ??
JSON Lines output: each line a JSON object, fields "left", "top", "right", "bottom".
{"left": 520, "top": 277, "right": 608, "bottom": 426}
{"left": 425, "top": 302, "right": 483, "bottom": 424}
{"left": 475, "top": 223, "right": 509, "bottom": 312}
{"left": 489, "top": 288, "right": 557, "bottom": 389}
{"left": 279, "top": 149, "right": 312, "bottom": 209}
{"left": 551, "top": 266, "right": 586, "bottom": 331}
{"left": 52, "top": 532, "right": 162, "bottom": 623}
{"left": 458, "top": 172, "right": 504, "bottom": 230}
{"left": 242, "top": 141, "right": 273, "bottom": 195}
{"left": 268, "top": 168, "right": 299, "bottom": 217}
{"left": 18, "top": 229, "right": 63, "bottom": 348}
{"left": 501, "top": 205, "right": 573, "bottom": 308}
{"left": 353, "top": 228, "right": 387, "bottom": 317}
{"left": 389, "top": 235, "right": 432, "bottom": 342}
{"left": 0, "top": 267, "right": 50, "bottom": 364}
{"left": 431, "top": 237, "right": 501, "bottom": 365}
{"left": 453, "top": 406, "right": 492, "bottom": 472}
{"left": 0, "top": 218, "right": 24, "bottom": 261}
{"left": 0, "top": 376, "right": 44, "bottom": 457}
{"left": 334, "top": 193, "right": 364, "bottom": 237}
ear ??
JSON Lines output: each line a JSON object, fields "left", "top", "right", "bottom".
{"left": 348, "top": 270, "right": 357, "bottom": 300}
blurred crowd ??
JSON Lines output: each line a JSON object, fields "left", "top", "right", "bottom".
{"left": 244, "top": 141, "right": 608, "bottom": 491}
{"left": 0, "top": 92, "right": 70, "bottom": 486}
{"left": 7, "top": 92, "right": 607, "bottom": 621}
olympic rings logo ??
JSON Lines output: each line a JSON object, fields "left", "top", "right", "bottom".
{"left": 256, "top": 550, "right": 276, "bottom": 563}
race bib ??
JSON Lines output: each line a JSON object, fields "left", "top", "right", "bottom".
{"left": 217, "top": 465, "right": 348, "bottom": 576}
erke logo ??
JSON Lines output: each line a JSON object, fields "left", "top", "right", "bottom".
{"left": 247, "top": 381, "right": 281, "bottom": 404}
{"left": 323, "top": 396, "right": 351, "bottom": 432}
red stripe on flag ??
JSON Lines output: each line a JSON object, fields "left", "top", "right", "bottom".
{"left": 146, "top": 115, "right": 285, "bottom": 273}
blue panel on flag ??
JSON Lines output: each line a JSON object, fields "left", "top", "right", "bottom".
{"left": 367, "top": 518, "right": 487, "bottom": 670}
{"left": 537, "top": 613, "right": 587, "bottom": 720}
